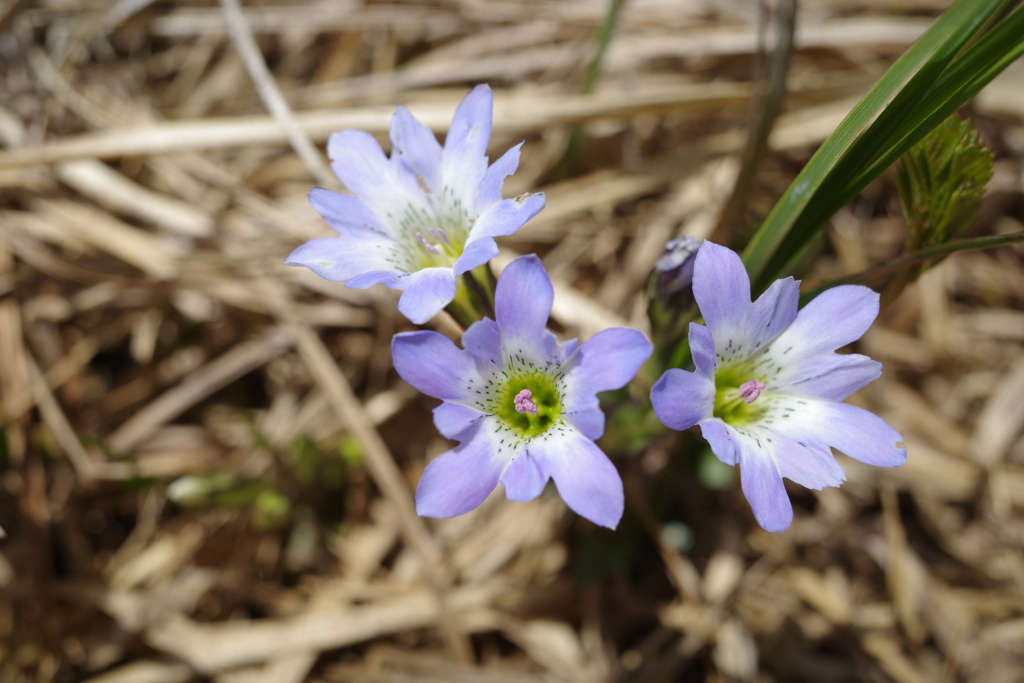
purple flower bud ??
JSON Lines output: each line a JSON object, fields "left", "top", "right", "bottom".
{"left": 653, "top": 236, "right": 701, "bottom": 300}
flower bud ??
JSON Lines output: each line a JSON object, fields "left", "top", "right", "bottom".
{"left": 648, "top": 236, "right": 702, "bottom": 349}
{"left": 651, "top": 236, "right": 701, "bottom": 303}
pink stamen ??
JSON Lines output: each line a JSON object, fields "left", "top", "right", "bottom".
{"left": 436, "top": 227, "right": 451, "bottom": 245}
{"left": 514, "top": 389, "right": 538, "bottom": 415}
{"left": 416, "top": 232, "right": 440, "bottom": 254}
{"left": 738, "top": 380, "right": 766, "bottom": 404}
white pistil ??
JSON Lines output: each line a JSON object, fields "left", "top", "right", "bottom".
{"left": 416, "top": 231, "right": 440, "bottom": 254}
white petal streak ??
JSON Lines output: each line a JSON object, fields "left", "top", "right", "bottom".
{"left": 753, "top": 394, "right": 905, "bottom": 468}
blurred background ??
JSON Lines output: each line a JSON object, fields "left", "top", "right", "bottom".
{"left": 1, "top": 0, "right": 1024, "bottom": 681}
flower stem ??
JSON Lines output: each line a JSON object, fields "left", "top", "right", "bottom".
{"left": 463, "top": 268, "right": 494, "bottom": 319}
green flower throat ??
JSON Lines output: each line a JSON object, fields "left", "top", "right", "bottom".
{"left": 495, "top": 373, "right": 562, "bottom": 438}
{"left": 713, "top": 362, "right": 768, "bottom": 426}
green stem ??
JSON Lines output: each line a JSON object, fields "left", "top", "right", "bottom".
{"left": 801, "top": 230, "right": 1024, "bottom": 303}
{"left": 558, "top": 0, "right": 626, "bottom": 177}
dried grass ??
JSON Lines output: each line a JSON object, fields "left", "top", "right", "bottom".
{"left": 1, "top": 1, "right": 1023, "bottom": 682}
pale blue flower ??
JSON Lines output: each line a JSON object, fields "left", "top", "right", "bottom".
{"left": 651, "top": 242, "right": 906, "bottom": 531}
{"left": 392, "top": 256, "right": 653, "bottom": 528}
{"left": 286, "top": 85, "right": 545, "bottom": 323}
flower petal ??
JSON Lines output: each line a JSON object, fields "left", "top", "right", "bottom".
{"left": 763, "top": 397, "right": 907, "bottom": 467}
{"left": 452, "top": 236, "right": 498, "bottom": 276}
{"left": 693, "top": 241, "right": 751, "bottom": 349}
{"left": 568, "top": 327, "right": 653, "bottom": 394}
{"left": 766, "top": 429, "right": 846, "bottom": 490}
{"left": 689, "top": 322, "right": 718, "bottom": 377}
{"left": 392, "top": 330, "right": 479, "bottom": 400}
{"left": 777, "top": 352, "right": 882, "bottom": 401}
{"left": 530, "top": 427, "right": 624, "bottom": 529}
{"left": 500, "top": 451, "right": 548, "bottom": 502}
{"left": 494, "top": 255, "right": 553, "bottom": 358}
{"left": 699, "top": 418, "right": 738, "bottom": 465}
{"left": 433, "top": 401, "right": 485, "bottom": 439}
{"left": 308, "top": 188, "right": 391, "bottom": 237}
{"left": 565, "top": 399, "right": 605, "bottom": 440}
{"left": 345, "top": 270, "right": 406, "bottom": 289}
{"left": 390, "top": 106, "right": 442, "bottom": 192}
{"left": 327, "top": 130, "right": 424, "bottom": 216}
{"left": 284, "top": 235, "right": 401, "bottom": 283}
{"left": 395, "top": 267, "right": 457, "bottom": 324}
{"left": 415, "top": 418, "right": 505, "bottom": 518}
{"left": 462, "top": 318, "right": 503, "bottom": 366}
{"left": 440, "top": 85, "right": 492, "bottom": 216}
{"left": 743, "top": 276, "right": 799, "bottom": 354}
{"left": 651, "top": 367, "right": 715, "bottom": 431}
{"left": 443, "top": 84, "right": 492, "bottom": 165}
{"left": 781, "top": 285, "right": 879, "bottom": 355}
{"left": 738, "top": 437, "right": 793, "bottom": 532}
{"left": 476, "top": 143, "right": 522, "bottom": 213}
{"left": 466, "top": 193, "right": 546, "bottom": 244}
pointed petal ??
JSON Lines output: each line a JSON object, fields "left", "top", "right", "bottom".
{"left": 452, "top": 236, "right": 498, "bottom": 276}
{"left": 433, "top": 402, "right": 485, "bottom": 439}
{"left": 462, "top": 318, "right": 503, "bottom": 365}
{"left": 476, "top": 143, "right": 522, "bottom": 213}
{"left": 466, "top": 193, "right": 546, "bottom": 243}
{"left": 689, "top": 323, "right": 718, "bottom": 377}
{"left": 565, "top": 399, "right": 605, "bottom": 440}
{"left": 560, "top": 338, "right": 580, "bottom": 359}
{"left": 328, "top": 129, "right": 417, "bottom": 200}
{"left": 494, "top": 255, "right": 553, "bottom": 354}
{"left": 768, "top": 430, "right": 846, "bottom": 490}
{"left": 392, "top": 330, "right": 479, "bottom": 400}
{"left": 395, "top": 267, "right": 457, "bottom": 324}
{"left": 327, "top": 129, "right": 428, "bottom": 226}
{"left": 739, "top": 440, "right": 793, "bottom": 532}
{"left": 781, "top": 285, "right": 880, "bottom": 354}
{"left": 440, "top": 85, "right": 492, "bottom": 216}
{"left": 693, "top": 242, "right": 751, "bottom": 349}
{"left": 285, "top": 235, "right": 400, "bottom": 283}
{"left": 568, "top": 327, "right": 653, "bottom": 394}
{"left": 743, "top": 276, "right": 799, "bottom": 354}
{"left": 443, "top": 84, "right": 493, "bottom": 163}
{"left": 345, "top": 270, "right": 406, "bottom": 289}
{"left": 390, "top": 106, "right": 442, "bottom": 191}
{"left": 651, "top": 367, "right": 715, "bottom": 431}
{"left": 531, "top": 427, "right": 623, "bottom": 529}
{"left": 755, "top": 286, "right": 881, "bottom": 399}
{"left": 777, "top": 353, "right": 882, "bottom": 401}
{"left": 501, "top": 451, "right": 548, "bottom": 502}
{"left": 699, "top": 418, "right": 739, "bottom": 465}
{"left": 415, "top": 418, "right": 505, "bottom": 518}
{"left": 763, "top": 396, "right": 907, "bottom": 467}
{"left": 308, "top": 188, "right": 391, "bottom": 237}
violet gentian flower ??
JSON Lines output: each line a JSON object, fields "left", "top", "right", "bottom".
{"left": 286, "top": 85, "right": 546, "bottom": 324}
{"left": 650, "top": 242, "right": 906, "bottom": 532}
{"left": 392, "top": 255, "right": 653, "bottom": 528}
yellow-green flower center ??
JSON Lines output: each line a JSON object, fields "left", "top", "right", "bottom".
{"left": 495, "top": 373, "right": 561, "bottom": 438}
{"left": 713, "top": 363, "right": 768, "bottom": 426}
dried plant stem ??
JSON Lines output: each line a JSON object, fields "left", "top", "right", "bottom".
{"left": 108, "top": 326, "right": 295, "bottom": 454}
{"left": 219, "top": 0, "right": 337, "bottom": 189}
{"left": 801, "top": 230, "right": 1024, "bottom": 302}
{"left": 25, "top": 353, "right": 134, "bottom": 481}
{"left": 259, "top": 279, "right": 474, "bottom": 664}
{"left": 715, "top": 0, "right": 798, "bottom": 240}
